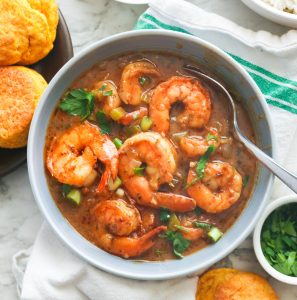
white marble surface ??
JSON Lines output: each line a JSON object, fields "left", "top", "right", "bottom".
{"left": 0, "top": 0, "right": 296, "bottom": 299}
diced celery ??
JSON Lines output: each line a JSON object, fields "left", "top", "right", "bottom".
{"left": 110, "top": 107, "right": 126, "bottom": 121}
{"left": 108, "top": 177, "right": 122, "bottom": 191}
{"left": 140, "top": 116, "right": 153, "bottom": 131}
{"left": 66, "top": 189, "right": 81, "bottom": 205}
{"left": 208, "top": 227, "right": 223, "bottom": 242}
{"left": 113, "top": 138, "right": 123, "bottom": 149}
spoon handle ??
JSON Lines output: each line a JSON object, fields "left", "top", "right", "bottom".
{"left": 238, "top": 132, "right": 297, "bottom": 194}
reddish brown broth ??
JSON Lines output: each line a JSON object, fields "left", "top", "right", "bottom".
{"left": 45, "top": 52, "right": 257, "bottom": 261}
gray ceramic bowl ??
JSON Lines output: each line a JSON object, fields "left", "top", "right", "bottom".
{"left": 28, "top": 30, "right": 275, "bottom": 280}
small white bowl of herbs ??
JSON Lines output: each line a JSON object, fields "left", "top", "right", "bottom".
{"left": 254, "top": 195, "right": 297, "bottom": 285}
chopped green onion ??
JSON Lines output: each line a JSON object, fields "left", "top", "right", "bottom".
{"left": 115, "top": 188, "right": 125, "bottom": 198}
{"left": 66, "top": 189, "right": 81, "bottom": 205}
{"left": 159, "top": 208, "right": 171, "bottom": 223}
{"left": 102, "top": 90, "right": 113, "bottom": 97}
{"left": 99, "top": 84, "right": 107, "bottom": 91}
{"left": 113, "top": 138, "right": 123, "bottom": 149}
{"left": 138, "top": 76, "right": 151, "bottom": 86}
{"left": 140, "top": 116, "right": 153, "bottom": 131}
{"left": 134, "top": 167, "right": 145, "bottom": 176}
{"left": 126, "top": 125, "right": 141, "bottom": 136}
{"left": 108, "top": 177, "right": 122, "bottom": 191}
{"left": 208, "top": 227, "right": 223, "bottom": 242}
{"left": 196, "top": 145, "right": 216, "bottom": 179}
{"left": 168, "top": 214, "right": 181, "bottom": 231}
{"left": 194, "top": 221, "right": 213, "bottom": 231}
{"left": 206, "top": 133, "right": 218, "bottom": 142}
{"left": 110, "top": 107, "right": 126, "bottom": 121}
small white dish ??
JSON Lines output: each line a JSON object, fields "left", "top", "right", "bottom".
{"left": 241, "top": 0, "right": 297, "bottom": 28}
{"left": 253, "top": 195, "right": 297, "bottom": 285}
{"left": 114, "top": 0, "right": 149, "bottom": 4}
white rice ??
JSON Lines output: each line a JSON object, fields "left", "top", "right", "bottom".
{"left": 261, "top": 0, "right": 297, "bottom": 14}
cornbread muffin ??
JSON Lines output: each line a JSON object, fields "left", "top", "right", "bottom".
{"left": 196, "top": 268, "right": 278, "bottom": 300}
{"left": 0, "top": 66, "right": 47, "bottom": 148}
{"left": 0, "top": 0, "right": 58, "bottom": 66}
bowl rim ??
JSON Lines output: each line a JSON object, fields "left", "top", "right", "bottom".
{"left": 114, "top": 0, "right": 148, "bottom": 4}
{"left": 253, "top": 195, "right": 297, "bottom": 285}
{"left": 241, "top": 0, "right": 297, "bottom": 24}
{"left": 28, "top": 29, "right": 276, "bottom": 280}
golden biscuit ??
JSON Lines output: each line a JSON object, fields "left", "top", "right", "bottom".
{"left": 196, "top": 268, "right": 279, "bottom": 300}
{"left": 196, "top": 268, "right": 238, "bottom": 300}
{"left": 0, "top": 66, "right": 47, "bottom": 148}
{"left": 0, "top": 0, "right": 58, "bottom": 66}
{"left": 0, "top": 0, "right": 30, "bottom": 65}
{"left": 26, "top": 0, "right": 59, "bottom": 44}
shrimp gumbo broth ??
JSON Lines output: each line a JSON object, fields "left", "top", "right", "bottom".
{"left": 45, "top": 52, "right": 257, "bottom": 260}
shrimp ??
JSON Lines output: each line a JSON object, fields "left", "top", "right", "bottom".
{"left": 93, "top": 199, "right": 166, "bottom": 258}
{"left": 46, "top": 122, "right": 118, "bottom": 193}
{"left": 150, "top": 76, "right": 211, "bottom": 134}
{"left": 119, "top": 61, "right": 160, "bottom": 105}
{"left": 118, "top": 107, "right": 148, "bottom": 126}
{"left": 93, "top": 80, "right": 121, "bottom": 115}
{"left": 186, "top": 161, "right": 243, "bottom": 213}
{"left": 118, "top": 132, "right": 196, "bottom": 212}
{"left": 180, "top": 128, "right": 220, "bottom": 157}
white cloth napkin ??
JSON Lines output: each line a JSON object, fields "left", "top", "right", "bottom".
{"left": 13, "top": 0, "right": 297, "bottom": 299}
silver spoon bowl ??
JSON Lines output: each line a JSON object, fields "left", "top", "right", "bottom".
{"left": 183, "top": 64, "right": 297, "bottom": 193}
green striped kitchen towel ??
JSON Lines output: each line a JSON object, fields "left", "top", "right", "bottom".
{"left": 135, "top": 0, "right": 297, "bottom": 162}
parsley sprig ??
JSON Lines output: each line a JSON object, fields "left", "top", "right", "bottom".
{"left": 59, "top": 89, "right": 95, "bottom": 120}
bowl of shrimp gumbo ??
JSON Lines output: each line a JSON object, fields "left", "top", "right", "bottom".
{"left": 45, "top": 51, "right": 258, "bottom": 261}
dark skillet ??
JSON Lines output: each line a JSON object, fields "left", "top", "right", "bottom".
{"left": 0, "top": 10, "right": 73, "bottom": 177}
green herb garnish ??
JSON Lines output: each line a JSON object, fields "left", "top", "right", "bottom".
{"left": 194, "top": 221, "right": 223, "bottom": 243}
{"left": 103, "top": 90, "right": 113, "bottom": 97}
{"left": 196, "top": 145, "right": 216, "bottom": 179}
{"left": 160, "top": 230, "right": 190, "bottom": 258}
{"left": 113, "top": 138, "right": 123, "bottom": 149}
{"left": 62, "top": 184, "right": 72, "bottom": 197}
{"left": 59, "top": 89, "right": 94, "bottom": 120}
{"left": 138, "top": 76, "right": 151, "bottom": 86}
{"left": 99, "top": 84, "right": 107, "bottom": 91}
{"left": 261, "top": 203, "right": 297, "bottom": 277}
{"left": 243, "top": 175, "right": 250, "bottom": 187}
{"left": 159, "top": 207, "right": 171, "bottom": 223}
{"left": 133, "top": 167, "right": 145, "bottom": 176}
{"left": 96, "top": 111, "right": 111, "bottom": 134}
{"left": 206, "top": 133, "right": 218, "bottom": 142}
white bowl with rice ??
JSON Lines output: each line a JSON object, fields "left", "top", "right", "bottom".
{"left": 241, "top": 0, "right": 297, "bottom": 27}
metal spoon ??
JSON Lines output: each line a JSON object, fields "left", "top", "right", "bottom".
{"left": 183, "top": 64, "right": 297, "bottom": 193}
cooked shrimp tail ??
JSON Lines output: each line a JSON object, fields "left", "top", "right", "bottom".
{"left": 46, "top": 122, "right": 118, "bottom": 189}
{"left": 118, "top": 107, "right": 148, "bottom": 126}
{"left": 179, "top": 226, "right": 204, "bottom": 241}
{"left": 98, "top": 225, "right": 166, "bottom": 258}
{"left": 93, "top": 199, "right": 166, "bottom": 258}
{"left": 153, "top": 192, "right": 196, "bottom": 213}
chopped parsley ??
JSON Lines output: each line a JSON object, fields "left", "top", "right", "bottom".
{"left": 159, "top": 208, "right": 171, "bottom": 223}
{"left": 261, "top": 203, "right": 297, "bottom": 276}
{"left": 196, "top": 145, "right": 216, "bottom": 179}
{"left": 138, "top": 76, "right": 151, "bottom": 86}
{"left": 96, "top": 111, "right": 111, "bottom": 135}
{"left": 59, "top": 89, "right": 94, "bottom": 120}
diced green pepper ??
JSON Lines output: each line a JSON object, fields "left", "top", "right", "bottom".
{"left": 126, "top": 125, "right": 141, "bottom": 136}
{"left": 134, "top": 167, "right": 145, "bottom": 176}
